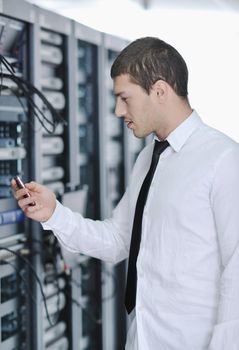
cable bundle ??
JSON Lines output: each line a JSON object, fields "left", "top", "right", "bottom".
{"left": 0, "top": 54, "right": 67, "bottom": 134}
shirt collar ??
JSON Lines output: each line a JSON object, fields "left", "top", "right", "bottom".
{"left": 154, "top": 110, "right": 203, "bottom": 153}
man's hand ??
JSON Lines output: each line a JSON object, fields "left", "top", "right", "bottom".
{"left": 11, "top": 179, "right": 56, "bottom": 222}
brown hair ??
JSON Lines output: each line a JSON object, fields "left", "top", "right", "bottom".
{"left": 111, "top": 36, "right": 188, "bottom": 98}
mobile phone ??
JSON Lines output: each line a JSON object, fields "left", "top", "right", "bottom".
{"left": 14, "top": 176, "right": 36, "bottom": 206}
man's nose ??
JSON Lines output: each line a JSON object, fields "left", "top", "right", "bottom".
{"left": 115, "top": 100, "right": 126, "bottom": 118}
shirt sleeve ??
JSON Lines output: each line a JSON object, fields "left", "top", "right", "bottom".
{"left": 41, "top": 188, "right": 131, "bottom": 264}
{"left": 208, "top": 145, "right": 239, "bottom": 349}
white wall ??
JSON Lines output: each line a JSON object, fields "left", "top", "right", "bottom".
{"left": 145, "top": 9, "right": 239, "bottom": 142}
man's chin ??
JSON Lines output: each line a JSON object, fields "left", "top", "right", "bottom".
{"left": 132, "top": 130, "right": 148, "bottom": 139}
{"left": 132, "top": 130, "right": 141, "bottom": 138}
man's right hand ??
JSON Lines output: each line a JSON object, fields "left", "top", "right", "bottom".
{"left": 11, "top": 180, "right": 57, "bottom": 223}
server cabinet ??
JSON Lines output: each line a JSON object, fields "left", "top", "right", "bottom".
{"left": 32, "top": 6, "right": 74, "bottom": 350}
{"left": 64, "top": 21, "right": 103, "bottom": 350}
{"left": 99, "top": 33, "right": 129, "bottom": 350}
{"left": 0, "top": 1, "right": 35, "bottom": 349}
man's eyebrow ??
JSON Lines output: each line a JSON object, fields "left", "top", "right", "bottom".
{"left": 114, "top": 91, "right": 126, "bottom": 97}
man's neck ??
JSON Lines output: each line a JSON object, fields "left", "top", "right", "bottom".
{"left": 156, "top": 102, "right": 193, "bottom": 140}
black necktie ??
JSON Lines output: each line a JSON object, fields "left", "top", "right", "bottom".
{"left": 125, "top": 139, "right": 169, "bottom": 314}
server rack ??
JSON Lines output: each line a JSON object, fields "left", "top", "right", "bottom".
{"left": 99, "top": 33, "right": 129, "bottom": 350}
{"left": 64, "top": 21, "right": 103, "bottom": 350}
{"left": 32, "top": 6, "right": 73, "bottom": 350}
{"left": 0, "top": 1, "right": 35, "bottom": 349}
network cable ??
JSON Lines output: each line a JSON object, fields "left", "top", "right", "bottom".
{"left": 0, "top": 54, "right": 67, "bottom": 134}
{"left": 0, "top": 246, "right": 59, "bottom": 327}
{"left": 0, "top": 259, "right": 37, "bottom": 304}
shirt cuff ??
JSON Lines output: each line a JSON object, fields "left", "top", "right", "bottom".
{"left": 41, "top": 200, "right": 71, "bottom": 231}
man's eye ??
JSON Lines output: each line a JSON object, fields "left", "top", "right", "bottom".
{"left": 122, "top": 97, "right": 128, "bottom": 102}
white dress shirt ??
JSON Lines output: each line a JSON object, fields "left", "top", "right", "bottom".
{"left": 42, "top": 111, "right": 239, "bottom": 350}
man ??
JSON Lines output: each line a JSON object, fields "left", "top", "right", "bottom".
{"left": 12, "top": 37, "right": 239, "bottom": 350}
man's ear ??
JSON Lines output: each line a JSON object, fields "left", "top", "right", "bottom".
{"left": 152, "top": 79, "right": 168, "bottom": 100}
